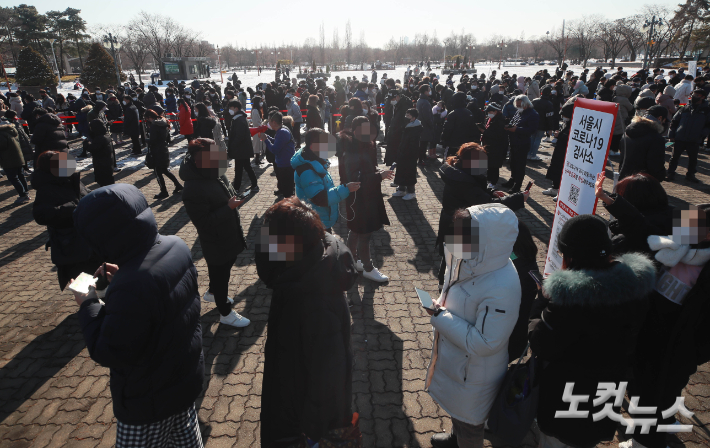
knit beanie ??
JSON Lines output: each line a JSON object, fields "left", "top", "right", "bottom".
{"left": 558, "top": 215, "right": 611, "bottom": 259}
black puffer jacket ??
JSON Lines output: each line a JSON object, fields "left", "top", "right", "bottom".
{"left": 74, "top": 184, "right": 204, "bottom": 425}
{"left": 88, "top": 120, "right": 115, "bottom": 187}
{"left": 179, "top": 155, "right": 246, "bottom": 265}
{"left": 123, "top": 104, "right": 140, "bottom": 136}
{"left": 393, "top": 120, "right": 423, "bottom": 187}
{"left": 194, "top": 115, "right": 217, "bottom": 140}
{"left": 148, "top": 119, "right": 171, "bottom": 169}
{"left": 227, "top": 111, "right": 253, "bottom": 160}
{"left": 481, "top": 113, "right": 507, "bottom": 169}
{"left": 32, "top": 170, "right": 98, "bottom": 289}
{"left": 441, "top": 92, "right": 478, "bottom": 150}
{"left": 669, "top": 100, "right": 710, "bottom": 143}
{"left": 436, "top": 163, "right": 525, "bottom": 247}
{"left": 529, "top": 253, "right": 656, "bottom": 448}
{"left": 256, "top": 233, "right": 357, "bottom": 446}
{"left": 30, "top": 113, "right": 68, "bottom": 162}
{"left": 620, "top": 116, "right": 666, "bottom": 181}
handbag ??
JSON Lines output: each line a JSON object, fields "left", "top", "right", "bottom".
{"left": 145, "top": 146, "right": 155, "bottom": 169}
{"left": 485, "top": 343, "right": 539, "bottom": 446}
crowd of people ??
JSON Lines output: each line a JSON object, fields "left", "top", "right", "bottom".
{"left": 0, "top": 60, "right": 709, "bottom": 448}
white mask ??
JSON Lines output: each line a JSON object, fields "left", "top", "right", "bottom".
{"left": 562, "top": 117, "right": 571, "bottom": 122}
{"left": 185, "top": 94, "right": 191, "bottom": 98}
{"left": 122, "top": 101, "right": 127, "bottom": 105}
{"left": 471, "top": 85, "right": 477, "bottom": 90}
{"left": 229, "top": 109, "right": 236, "bottom": 115}
{"left": 499, "top": 90, "right": 505, "bottom": 95}
{"left": 362, "top": 109, "right": 368, "bottom": 114}
{"left": 488, "top": 113, "right": 495, "bottom": 118}
{"left": 551, "top": 90, "right": 557, "bottom": 95}
{"left": 132, "top": 97, "right": 137, "bottom": 101}
{"left": 207, "top": 106, "right": 213, "bottom": 111}
{"left": 516, "top": 106, "right": 524, "bottom": 112}
{"left": 391, "top": 100, "right": 397, "bottom": 106}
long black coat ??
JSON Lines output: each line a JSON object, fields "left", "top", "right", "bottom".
{"left": 545, "top": 122, "right": 570, "bottom": 185}
{"left": 148, "top": 119, "right": 171, "bottom": 169}
{"left": 74, "top": 184, "right": 204, "bottom": 425}
{"left": 31, "top": 170, "right": 99, "bottom": 290}
{"left": 436, "top": 163, "right": 525, "bottom": 247}
{"left": 393, "top": 121, "right": 422, "bottom": 187}
{"left": 227, "top": 111, "right": 253, "bottom": 160}
{"left": 179, "top": 156, "right": 246, "bottom": 265}
{"left": 529, "top": 253, "right": 656, "bottom": 448}
{"left": 88, "top": 120, "right": 115, "bottom": 187}
{"left": 30, "top": 113, "right": 68, "bottom": 162}
{"left": 441, "top": 93, "right": 478, "bottom": 150}
{"left": 256, "top": 234, "right": 357, "bottom": 447}
{"left": 123, "top": 104, "right": 140, "bottom": 136}
{"left": 384, "top": 94, "right": 413, "bottom": 166}
{"left": 481, "top": 113, "right": 507, "bottom": 170}
{"left": 342, "top": 140, "right": 390, "bottom": 234}
{"left": 417, "top": 96, "right": 435, "bottom": 142}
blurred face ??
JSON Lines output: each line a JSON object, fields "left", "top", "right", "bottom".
{"left": 50, "top": 152, "right": 77, "bottom": 178}
{"left": 463, "top": 151, "right": 488, "bottom": 176}
{"left": 257, "top": 225, "right": 304, "bottom": 262}
{"left": 310, "top": 133, "right": 337, "bottom": 159}
{"left": 194, "top": 147, "right": 228, "bottom": 177}
{"left": 354, "top": 122, "right": 371, "bottom": 142}
{"left": 672, "top": 207, "right": 709, "bottom": 245}
{"left": 444, "top": 217, "right": 480, "bottom": 260}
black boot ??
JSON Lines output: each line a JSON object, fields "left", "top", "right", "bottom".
{"left": 665, "top": 172, "right": 676, "bottom": 181}
{"left": 501, "top": 178, "right": 515, "bottom": 188}
{"left": 431, "top": 432, "right": 458, "bottom": 448}
{"left": 686, "top": 174, "right": 701, "bottom": 184}
{"left": 154, "top": 190, "right": 169, "bottom": 199}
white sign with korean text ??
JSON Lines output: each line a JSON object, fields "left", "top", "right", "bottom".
{"left": 544, "top": 100, "right": 617, "bottom": 276}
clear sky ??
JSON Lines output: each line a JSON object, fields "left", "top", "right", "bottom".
{"left": 22, "top": 0, "right": 680, "bottom": 48}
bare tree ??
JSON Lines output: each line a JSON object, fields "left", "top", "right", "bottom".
{"left": 569, "top": 16, "right": 601, "bottom": 67}
{"left": 118, "top": 30, "right": 149, "bottom": 82}
{"left": 599, "top": 19, "right": 628, "bottom": 68}
{"left": 415, "top": 32, "right": 429, "bottom": 62}
{"left": 530, "top": 36, "right": 545, "bottom": 62}
{"left": 344, "top": 20, "right": 352, "bottom": 64}
{"left": 544, "top": 27, "right": 566, "bottom": 65}
{"left": 618, "top": 15, "right": 645, "bottom": 61}
{"left": 319, "top": 21, "right": 325, "bottom": 65}
{"left": 126, "top": 12, "right": 167, "bottom": 62}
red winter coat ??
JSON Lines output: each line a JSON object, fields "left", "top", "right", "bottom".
{"left": 179, "top": 104, "right": 194, "bottom": 136}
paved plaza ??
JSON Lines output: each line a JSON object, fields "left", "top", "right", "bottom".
{"left": 0, "top": 134, "right": 709, "bottom": 447}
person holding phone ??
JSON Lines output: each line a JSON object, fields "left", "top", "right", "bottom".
{"left": 179, "top": 138, "right": 250, "bottom": 328}
{"left": 426, "top": 204, "right": 522, "bottom": 448}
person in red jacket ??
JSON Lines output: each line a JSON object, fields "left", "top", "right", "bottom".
{"left": 178, "top": 98, "right": 194, "bottom": 140}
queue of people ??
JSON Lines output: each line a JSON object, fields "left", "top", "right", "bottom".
{"left": 2, "top": 63, "right": 709, "bottom": 448}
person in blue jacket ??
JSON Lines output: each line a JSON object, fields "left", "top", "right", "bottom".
{"left": 291, "top": 128, "right": 361, "bottom": 230}
{"left": 262, "top": 112, "right": 296, "bottom": 197}
{"left": 71, "top": 184, "right": 204, "bottom": 447}
{"left": 502, "top": 95, "right": 540, "bottom": 193}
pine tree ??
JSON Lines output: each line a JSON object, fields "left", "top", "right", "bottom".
{"left": 80, "top": 42, "right": 125, "bottom": 90}
{"left": 15, "top": 46, "right": 58, "bottom": 87}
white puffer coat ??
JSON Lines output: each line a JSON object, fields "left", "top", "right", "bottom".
{"left": 426, "top": 203, "right": 521, "bottom": 426}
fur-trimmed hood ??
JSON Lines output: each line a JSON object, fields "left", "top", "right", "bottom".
{"left": 543, "top": 252, "right": 656, "bottom": 307}
{"left": 626, "top": 115, "right": 663, "bottom": 137}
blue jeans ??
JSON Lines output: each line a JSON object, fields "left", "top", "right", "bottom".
{"left": 528, "top": 130, "right": 546, "bottom": 158}
{"left": 4, "top": 166, "right": 28, "bottom": 197}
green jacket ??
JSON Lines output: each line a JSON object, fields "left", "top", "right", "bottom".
{"left": 0, "top": 123, "right": 25, "bottom": 170}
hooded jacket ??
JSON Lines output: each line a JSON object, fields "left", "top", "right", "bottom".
{"left": 441, "top": 92, "right": 478, "bottom": 149}
{"left": 620, "top": 116, "right": 666, "bottom": 181}
{"left": 148, "top": 118, "right": 171, "bottom": 168}
{"left": 0, "top": 123, "right": 25, "bottom": 170}
{"left": 74, "top": 184, "right": 204, "bottom": 425}
{"left": 178, "top": 103, "right": 194, "bottom": 135}
{"left": 257, "top": 233, "right": 357, "bottom": 446}
{"left": 291, "top": 148, "right": 349, "bottom": 229}
{"left": 613, "top": 84, "right": 634, "bottom": 135}
{"left": 528, "top": 253, "right": 656, "bottom": 447}
{"left": 673, "top": 79, "right": 693, "bottom": 102}
{"left": 194, "top": 115, "right": 217, "bottom": 140}
{"left": 30, "top": 113, "right": 68, "bottom": 161}
{"left": 88, "top": 120, "right": 115, "bottom": 186}
{"left": 526, "top": 79, "right": 540, "bottom": 100}
{"left": 393, "top": 119, "right": 423, "bottom": 187}
{"left": 656, "top": 85, "right": 676, "bottom": 120}
{"left": 426, "top": 204, "right": 521, "bottom": 426}
{"left": 9, "top": 96, "right": 23, "bottom": 114}
{"left": 179, "top": 155, "right": 246, "bottom": 265}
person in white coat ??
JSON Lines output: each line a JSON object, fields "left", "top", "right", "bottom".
{"left": 673, "top": 75, "right": 695, "bottom": 103}
{"left": 426, "top": 203, "right": 521, "bottom": 448}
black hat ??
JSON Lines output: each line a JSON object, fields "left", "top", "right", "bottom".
{"left": 635, "top": 97, "right": 656, "bottom": 110}
{"left": 561, "top": 102, "right": 575, "bottom": 118}
{"left": 693, "top": 88, "right": 707, "bottom": 97}
{"left": 388, "top": 89, "right": 401, "bottom": 97}
{"left": 558, "top": 215, "right": 611, "bottom": 259}
{"left": 485, "top": 102, "right": 502, "bottom": 112}
{"left": 646, "top": 105, "right": 668, "bottom": 120}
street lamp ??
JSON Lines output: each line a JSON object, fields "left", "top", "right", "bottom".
{"left": 642, "top": 16, "right": 663, "bottom": 71}
{"left": 102, "top": 33, "right": 122, "bottom": 87}
{"left": 48, "top": 39, "right": 62, "bottom": 89}
{"left": 497, "top": 41, "right": 508, "bottom": 70}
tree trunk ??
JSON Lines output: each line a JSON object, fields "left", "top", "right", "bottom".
{"left": 630, "top": 50, "right": 637, "bottom": 62}
{"left": 75, "top": 38, "right": 84, "bottom": 69}
{"left": 611, "top": 58, "right": 616, "bottom": 69}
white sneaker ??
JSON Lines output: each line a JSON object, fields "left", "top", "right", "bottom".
{"left": 392, "top": 190, "right": 406, "bottom": 197}
{"left": 355, "top": 260, "right": 364, "bottom": 272}
{"left": 362, "top": 267, "right": 389, "bottom": 282}
{"left": 552, "top": 195, "right": 558, "bottom": 202}
{"left": 542, "top": 188, "right": 558, "bottom": 196}
{"left": 390, "top": 182, "right": 398, "bottom": 187}
{"left": 203, "top": 291, "right": 215, "bottom": 302}
{"left": 403, "top": 192, "right": 416, "bottom": 200}
{"left": 220, "top": 310, "right": 250, "bottom": 327}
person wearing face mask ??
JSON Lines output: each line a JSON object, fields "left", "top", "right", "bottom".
{"left": 225, "top": 99, "right": 259, "bottom": 194}
{"left": 619, "top": 105, "right": 668, "bottom": 182}
{"left": 502, "top": 95, "right": 539, "bottom": 193}
{"left": 667, "top": 88, "right": 710, "bottom": 183}
{"left": 481, "top": 103, "right": 507, "bottom": 185}
{"left": 384, "top": 89, "right": 412, "bottom": 167}
{"left": 177, "top": 98, "right": 194, "bottom": 141}
{"left": 417, "top": 85, "right": 437, "bottom": 163}
{"left": 544, "top": 102, "right": 575, "bottom": 198}
{"left": 179, "top": 137, "right": 250, "bottom": 328}
{"left": 87, "top": 119, "right": 115, "bottom": 187}
{"left": 260, "top": 112, "right": 296, "bottom": 197}
{"left": 145, "top": 109, "right": 182, "bottom": 199}
{"left": 131, "top": 89, "right": 148, "bottom": 145}
{"left": 122, "top": 96, "right": 142, "bottom": 155}
{"left": 90, "top": 87, "right": 104, "bottom": 104}
{"left": 291, "top": 128, "right": 360, "bottom": 230}
{"left": 489, "top": 84, "right": 508, "bottom": 106}
{"left": 427, "top": 204, "right": 522, "bottom": 448}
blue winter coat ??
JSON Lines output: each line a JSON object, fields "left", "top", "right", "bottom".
{"left": 509, "top": 107, "right": 540, "bottom": 145}
{"left": 291, "top": 148, "right": 349, "bottom": 229}
{"left": 265, "top": 127, "right": 296, "bottom": 168}
{"left": 165, "top": 95, "right": 178, "bottom": 114}
{"left": 74, "top": 184, "right": 204, "bottom": 425}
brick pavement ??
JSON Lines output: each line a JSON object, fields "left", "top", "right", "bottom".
{"left": 0, "top": 134, "right": 709, "bottom": 447}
